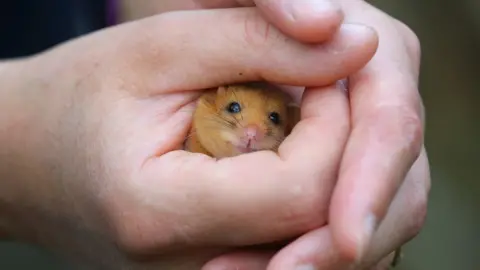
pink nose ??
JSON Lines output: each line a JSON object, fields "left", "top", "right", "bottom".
{"left": 243, "top": 124, "right": 264, "bottom": 141}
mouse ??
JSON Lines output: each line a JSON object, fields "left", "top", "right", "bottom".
{"left": 184, "top": 82, "right": 300, "bottom": 158}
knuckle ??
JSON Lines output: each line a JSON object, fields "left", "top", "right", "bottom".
{"left": 404, "top": 194, "right": 428, "bottom": 243}
{"left": 407, "top": 176, "right": 430, "bottom": 240}
{"left": 395, "top": 19, "right": 422, "bottom": 60}
{"left": 371, "top": 103, "right": 424, "bottom": 160}
{"left": 400, "top": 108, "right": 424, "bottom": 156}
{"left": 411, "top": 196, "right": 428, "bottom": 236}
{"left": 242, "top": 11, "right": 283, "bottom": 51}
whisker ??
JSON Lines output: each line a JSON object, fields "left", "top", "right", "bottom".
{"left": 186, "top": 123, "right": 231, "bottom": 141}
{"left": 211, "top": 113, "right": 238, "bottom": 128}
{"left": 231, "top": 115, "right": 242, "bottom": 127}
{"left": 200, "top": 115, "right": 234, "bottom": 128}
{"left": 194, "top": 114, "right": 236, "bottom": 129}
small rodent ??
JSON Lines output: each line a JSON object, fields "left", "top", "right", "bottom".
{"left": 184, "top": 82, "right": 300, "bottom": 158}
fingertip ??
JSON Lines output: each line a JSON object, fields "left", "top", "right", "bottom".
{"left": 256, "top": 0, "right": 344, "bottom": 43}
{"left": 318, "top": 23, "right": 379, "bottom": 78}
{"left": 328, "top": 193, "right": 364, "bottom": 264}
{"left": 266, "top": 227, "right": 351, "bottom": 270}
{"left": 329, "top": 183, "right": 380, "bottom": 264}
{"left": 203, "top": 251, "right": 274, "bottom": 270}
{"left": 336, "top": 23, "right": 379, "bottom": 55}
{"left": 329, "top": 226, "right": 362, "bottom": 264}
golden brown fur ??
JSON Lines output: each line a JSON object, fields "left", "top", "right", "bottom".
{"left": 185, "top": 82, "right": 300, "bottom": 158}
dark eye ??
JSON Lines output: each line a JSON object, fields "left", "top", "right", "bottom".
{"left": 226, "top": 102, "right": 241, "bottom": 113}
{"left": 269, "top": 112, "right": 280, "bottom": 125}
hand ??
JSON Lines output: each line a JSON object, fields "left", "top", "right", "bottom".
{"left": 121, "top": 1, "right": 431, "bottom": 269}
{"left": 287, "top": 2, "right": 431, "bottom": 268}
{"left": 0, "top": 7, "right": 378, "bottom": 270}
{"left": 207, "top": 2, "right": 429, "bottom": 270}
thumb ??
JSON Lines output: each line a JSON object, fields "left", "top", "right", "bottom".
{"left": 108, "top": 7, "right": 378, "bottom": 95}
{"left": 251, "top": 0, "right": 344, "bottom": 43}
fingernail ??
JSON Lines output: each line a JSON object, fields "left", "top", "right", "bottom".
{"left": 283, "top": 0, "right": 341, "bottom": 21}
{"left": 295, "top": 264, "right": 318, "bottom": 270}
{"left": 326, "top": 23, "right": 376, "bottom": 52}
{"left": 356, "top": 213, "right": 378, "bottom": 262}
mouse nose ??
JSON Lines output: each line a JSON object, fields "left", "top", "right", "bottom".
{"left": 243, "top": 124, "right": 264, "bottom": 141}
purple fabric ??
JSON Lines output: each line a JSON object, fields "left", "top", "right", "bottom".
{"left": 106, "top": 0, "right": 117, "bottom": 26}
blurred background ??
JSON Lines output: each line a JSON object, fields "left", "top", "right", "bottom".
{"left": 0, "top": 0, "right": 478, "bottom": 269}
{"left": 369, "top": 1, "right": 480, "bottom": 269}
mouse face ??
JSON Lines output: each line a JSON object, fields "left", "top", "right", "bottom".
{"left": 192, "top": 83, "right": 296, "bottom": 158}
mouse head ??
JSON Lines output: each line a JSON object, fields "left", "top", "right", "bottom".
{"left": 194, "top": 82, "right": 300, "bottom": 157}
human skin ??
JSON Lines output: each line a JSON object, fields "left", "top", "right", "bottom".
{"left": 0, "top": 7, "right": 379, "bottom": 270}
{"left": 117, "top": 0, "right": 431, "bottom": 269}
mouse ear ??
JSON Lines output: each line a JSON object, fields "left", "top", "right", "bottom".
{"left": 285, "top": 103, "right": 301, "bottom": 136}
{"left": 197, "top": 87, "right": 218, "bottom": 107}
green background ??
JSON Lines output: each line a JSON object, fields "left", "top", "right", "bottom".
{"left": 1, "top": 0, "right": 479, "bottom": 269}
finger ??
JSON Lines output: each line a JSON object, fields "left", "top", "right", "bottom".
{"left": 275, "top": 81, "right": 351, "bottom": 220}
{"left": 327, "top": 1, "right": 425, "bottom": 260}
{"left": 201, "top": 244, "right": 396, "bottom": 270}
{"left": 200, "top": 235, "right": 395, "bottom": 270}
{"left": 107, "top": 8, "right": 378, "bottom": 95}
{"left": 254, "top": 148, "right": 430, "bottom": 270}
{"left": 202, "top": 250, "right": 275, "bottom": 270}
{"left": 371, "top": 252, "right": 396, "bottom": 270}
{"left": 268, "top": 226, "right": 350, "bottom": 270}
{"left": 134, "top": 0, "right": 345, "bottom": 43}
{"left": 357, "top": 147, "right": 430, "bottom": 268}
{"left": 201, "top": 148, "right": 427, "bottom": 270}
{"left": 250, "top": 0, "right": 344, "bottom": 43}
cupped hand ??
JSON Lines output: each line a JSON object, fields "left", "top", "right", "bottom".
{"left": 124, "top": 0, "right": 432, "bottom": 269}
{"left": 0, "top": 7, "right": 378, "bottom": 270}
{"left": 272, "top": 1, "right": 431, "bottom": 269}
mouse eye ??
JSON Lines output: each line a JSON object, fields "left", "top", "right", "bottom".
{"left": 269, "top": 112, "right": 281, "bottom": 125}
{"left": 226, "top": 102, "right": 241, "bottom": 113}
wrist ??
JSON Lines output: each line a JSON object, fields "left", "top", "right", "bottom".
{"left": 0, "top": 58, "right": 51, "bottom": 242}
{"left": 0, "top": 60, "right": 26, "bottom": 240}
